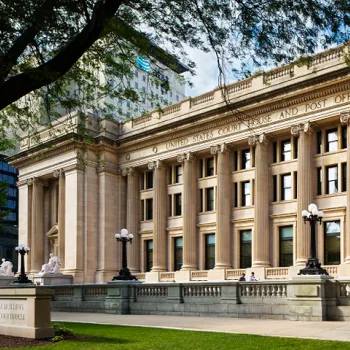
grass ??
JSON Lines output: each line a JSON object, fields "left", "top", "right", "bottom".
{"left": 5, "top": 322, "right": 350, "bottom": 350}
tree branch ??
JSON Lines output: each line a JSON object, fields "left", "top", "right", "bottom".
{"left": 0, "top": 0, "right": 59, "bottom": 84}
{"left": 0, "top": 0, "right": 124, "bottom": 110}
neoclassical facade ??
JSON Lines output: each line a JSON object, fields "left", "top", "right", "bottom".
{"left": 10, "top": 44, "right": 350, "bottom": 283}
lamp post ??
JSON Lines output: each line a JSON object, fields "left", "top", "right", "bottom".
{"left": 12, "top": 244, "right": 33, "bottom": 284}
{"left": 298, "top": 203, "right": 329, "bottom": 275}
{"left": 112, "top": 228, "right": 137, "bottom": 281}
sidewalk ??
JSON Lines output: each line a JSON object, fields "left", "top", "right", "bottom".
{"left": 52, "top": 312, "right": 350, "bottom": 342}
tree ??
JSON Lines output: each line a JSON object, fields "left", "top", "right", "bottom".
{"left": 0, "top": 0, "right": 349, "bottom": 151}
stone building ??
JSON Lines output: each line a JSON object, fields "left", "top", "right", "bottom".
{"left": 9, "top": 44, "right": 350, "bottom": 283}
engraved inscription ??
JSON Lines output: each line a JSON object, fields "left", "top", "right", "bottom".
{"left": 0, "top": 301, "right": 26, "bottom": 323}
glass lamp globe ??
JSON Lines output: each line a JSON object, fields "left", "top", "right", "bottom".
{"left": 129, "top": 233, "right": 134, "bottom": 239}
{"left": 318, "top": 210, "right": 324, "bottom": 218}
{"left": 115, "top": 233, "right": 121, "bottom": 239}
{"left": 308, "top": 203, "right": 317, "bottom": 212}
{"left": 302, "top": 210, "right": 309, "bottom": 217}
{"left": 120, "top": 228, "right": 128, "bottom": 237}
{"left": 312, "top": 208, "right": 318, "bottom": 216}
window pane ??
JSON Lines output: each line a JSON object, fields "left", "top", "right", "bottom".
{"left": 327, "top": 130, "right": 338, "bottom": 152}
{"left": 206, "top": 158, "right": 214, "bottom": 176}
{"left": 240, "top": 230, "right": 252, "bottom": 268}
{"left": 280, "top": 226, "right": 293, "bottom": 239}
{"left": 174, "top": 237, "right": 183, "bottom": 271}
{"left": 242, "top": 150, "right": 250, "bottom": 169}
{"left": 328, "top": 166, "right": 338, "bottom": 180}
{"left": 175, "top": 165, "right": 182, "bottom": 183}
{"left": 205, "top": 234, "right": 215, "bottom": 269}
{"left": 325, "top": 221, "right": 341, "bottom": 235}
{"left": 324, "top": 221, "right": 340, "bottom": 265}
{"left": 281, "top": 141, "right": 291, "bottom": 161}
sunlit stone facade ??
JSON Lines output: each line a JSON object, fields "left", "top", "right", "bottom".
{"left": 10, "top": 44, "right": 350, "bottom": 283}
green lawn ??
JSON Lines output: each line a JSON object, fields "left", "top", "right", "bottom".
{"left": 5, "top": 322, "right": 350, "bottom": 350}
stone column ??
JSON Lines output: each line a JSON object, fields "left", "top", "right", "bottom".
{"left": 30, "top": 177, "right": 45, "bottom": 272}
{"left": 341, "top": 113, "right": 350, "bottom": 264}
{"left": 291, "top": 122, "right": 313, "bottom": 265}
{"left": 149, "top": 160, "right": 167, "bottom": 272}
{"left": 248, "top": 133, "right": 271, "bottom": 268}
{"left": 123, "top": 167, "right": 140, "bottom": 273}
{"left": 54, "top": 169, "right": 65, "bottom": 269}
{"left": 211, "top": 144, "right": 231, "bottom": 269}
{"left": 177, "top": 152, "right": 197, "bottom": 271}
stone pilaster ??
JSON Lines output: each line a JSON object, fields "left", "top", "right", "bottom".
{"left": 54, "top": 169, "right": 65, "bottom": 269}
{"left": 341, "top": 113, "right": 350, "bottom": 264}
{"left": 210, "top": 144, "right": 231, "bottom": 269}
{"left": 123, "top": 167, "right": 140, "bottom": 273}
{"left": 248, "top": 133, "right": 271, "bottom": 268}
{"left": 291, "top": 122, "right": 313, "bottom": 265}
{"left": 177, "top": 152, "right": 197, "bottom": 271}
{"left": 149, "top": 160, "right": 167, "bottom": 272}
{"left": 30, "top": 177, "right": 45, "bottom": 272}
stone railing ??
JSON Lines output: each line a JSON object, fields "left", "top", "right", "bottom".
{"left": 54, "top": 286, "right": 74, "bottom": 296}
{"left": 191, "top": 270, "right": 209, "bottom": 281}
{"left": 264, "top": 65, "right": 294, "bottom": 83}
{"left": 339, "top": 282, "right": 350, "bottom": 297}
{"left": 227, "top": 79, "right": 252, "bottom": 95}
{"left": 323, "top": 265, "right": 338, "bottom": 276}
{"left": 310, "top": 46, "right": 343, "bottom": 67}
{"left": 239, "top": 282, "right": 287, "bottom": 297}
{"left": 183, "top": 285, "right": 221, "bottom": 297}
{"left": 191, "top": 91, "right": 215, "bottom": 107}
{"left": 132, "top": 113, "right": 153, "bottom": 126}
{"left": 162, "top": 103, "right": 181, "bottom": 116}
{"left": 159, "top": 272, "right": 175, "bottom": 282}
{"left": 226, "top": 269, "right": 246, "bottom": 280}
{"left": 135, "top": 285, "right": 168, "bottom": 297}
{"left": 265, "top": 268, "right": 289, "bottom": 279}
{"left": 83, "top": 286, "right": 108, "bottom": 297}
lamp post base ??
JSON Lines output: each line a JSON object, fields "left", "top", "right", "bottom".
{"left": 112, "top": 267, "right": 138, "bottom": 281}
{"left": 12, "top": 276, "right": 34, "bottom": 284}
{"left": 298, "top": 258, "right": 329, "bottom": 276}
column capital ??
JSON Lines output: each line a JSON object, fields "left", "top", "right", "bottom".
{"left": 26, "top": 177, "right": 47, "bottom": 186}
{"left": 53, "top": 169, "right": 64, "bottom": 178}
{"left": 248, "top": 133, "right": 268, "bottom": 146}
{"left": 148, "top": 160, "right": 164, "bottom": 170}
{"left": 291, "top": 121, "right": 312, "bottom": 136}
{"left": 340, "top": 112, "right": 350, "bottom": 125}
{"left": 177, "top": 152, "right": 195, "bottom": 163}
{"left": 210, "top": 143, "right": 230, "bottom": 155}
{"left": 121, "top": 167, "right": 138, "bottom": 176}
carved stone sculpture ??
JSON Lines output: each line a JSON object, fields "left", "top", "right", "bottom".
{"left": 0, "top": 258, "right": 14, "bottom": 277}
{"left": 40, "top": 253, "right": 61, "bottom": 275}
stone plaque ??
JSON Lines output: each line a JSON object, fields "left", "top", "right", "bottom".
{"left": 0, "top": 300, "right": 26, "bottom": 325}
{"left": 294, "top": 285, "right": 318, "bottom": 297}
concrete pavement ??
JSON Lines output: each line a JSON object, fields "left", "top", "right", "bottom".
{"left": 52, "top": 312, "right": 350, "bottom": 342}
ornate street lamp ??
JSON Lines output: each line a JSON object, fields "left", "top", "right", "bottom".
{"left": 298, "top": 203, "right": 329, "bottom": 275}
{"left": 12, "top": 244, "right": 33, "bottom": 284}
{"left": 112, "top": 228, "right": 137, "bottom": 281}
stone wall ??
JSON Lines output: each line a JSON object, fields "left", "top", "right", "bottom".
{"left": 49, "top": 277, "right": 350, "bottom": 321}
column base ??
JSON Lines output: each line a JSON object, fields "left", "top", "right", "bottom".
{"left": 294, "top": 259, "right": 308, "bottom": 266}
{"left": 180, "top": 265, "right": 197, "bottom": 271}
{"left": 151, "top": 266, "right": 167, "bottom": 272}
{"left": 251, "top": 261, "right": 271, "bottom": 268}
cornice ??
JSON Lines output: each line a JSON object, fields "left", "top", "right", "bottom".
{"left": 117, "top": 78, "right": 350, "bottom": 155}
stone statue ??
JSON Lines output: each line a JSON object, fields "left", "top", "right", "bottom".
{"left": 40, "top": 253, "right": 61, "bottom": 275}
{"left": 0, "top": 258, "right": 14, "bottom": 277}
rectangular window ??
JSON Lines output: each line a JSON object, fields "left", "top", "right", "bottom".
{"left": 174, "top": 237, "right": 183, "bottom": 271}
{"left": 206, "top": 158, "right": 214, "bottom": 177}
{"left": 317, "top": 167, "right": 322, "bottom": 195}
{"left": 342, "top": 126, "right": 347, "bottom": 149}
{"left": 317, "top": 131, "right": 322, "bottom": 154}
{"left": 293, "top": 172, "right": 298, "bottom": 199}
{"left": 281, "top": 174, "right": 292, "bottom": 200}
{"left": 168, "top": 195, "right": 172, "bottom": 217}
{"left": 174, "top": 193, "right": 182, "bottom": 216}
{"left": 234, "top": 182, "right": 238, "bottom": 207}
{"left": 146, "top": 198, "right": 153, "bottom": 220}
{"left": 242, "top": 181, "right": 251, "bottom": 206}
{"left": 241, "top": 149, "right": 251, "bottom": 169}
{"left": 342, "top": 163, "right": 347, "bottom": 192}
{"left": 168, "top": 167, "right": 172, "bottom": 185}
{"left": 324, "top": 221, "right": 341, "bottom": 265}
{"left": 240, "top": 230, "right": 252, "bottom": 268}
{"left": 199, "top": 159, "right": 203, "bottom": 178}
{"left": 293, "top": 138, "right": 298, "bottom": 159}
{"left": 175, "top": 165, "right": 182, "bottom": 183}
{"left": 146, "top": 171, "right": 153, "bottom": 189}
{"left": 199, "top": 189, "right": 204, "bottom": 212}
{"left": 141, "top": 200, "right": 145, "bottom": 221}
{"left": 145, "top": 240, "right": 153, "bottom": 272}
{"left": 234, "top": 151, "right": 238, "bottom": 171}
{"left": 205, "top": 234, "right": 215, "bottom": 270}
{"left": 273, "top": 142, "right": 277, "bottom": 163}
{"left": 206, "top": 187, "right": 214, "bottom": 211}
{"left": 280, "top": 226, "right": 293, "bottom": 267}
{"left": 273, "top": 175, "right": 277, "bottom": 202}
{"left": 326, "top": 165, "right": 338, "bottom": 194}
{"left": 281, "top": 140, "right": 291, "bottom": 161}
{"left": 326, "top": 129, "right": 338, "bottom": 152}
